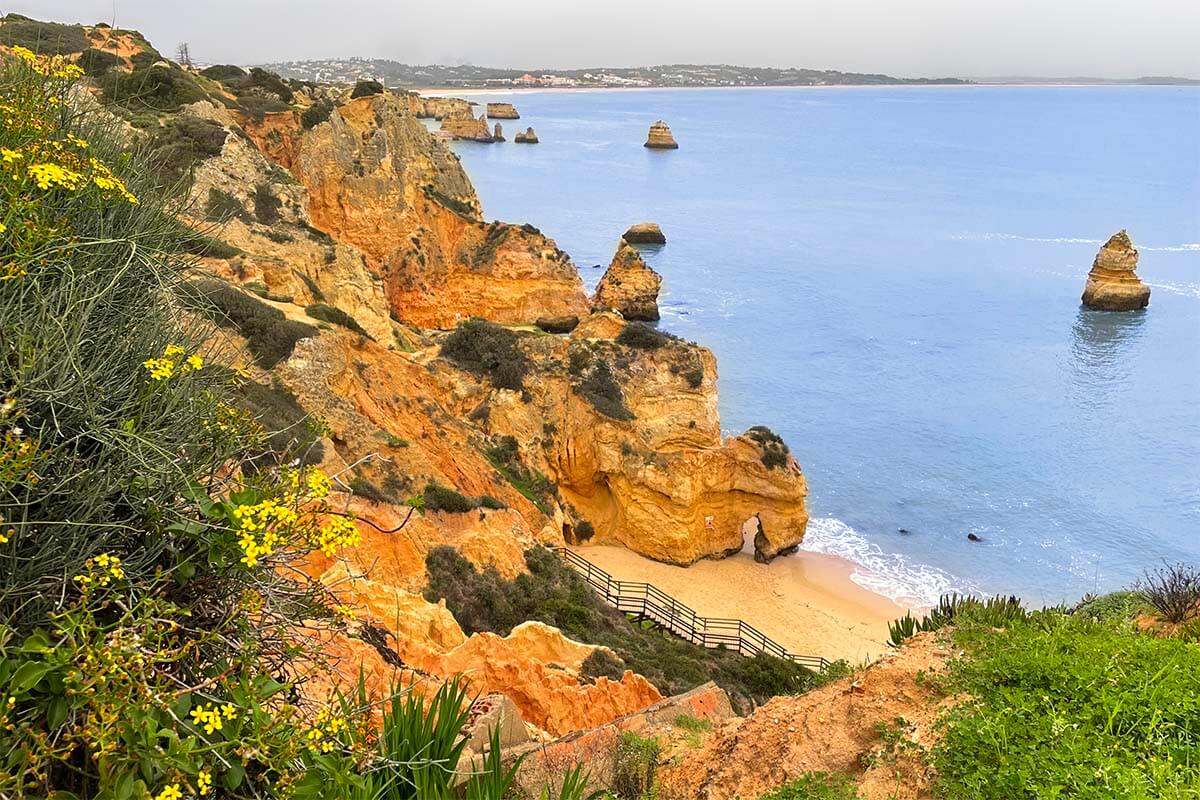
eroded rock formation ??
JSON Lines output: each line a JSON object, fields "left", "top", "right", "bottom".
{"left": 515, "top": 127, "right": 539, "bottom": 144}
{"left": 237, "top": 94, "right": 588, "bottom": 328}
{"left": 406, "top": 94, "right": 474, "bottom": 120}
{"left": 593, "top": 241, "right": 663, "bottom": 321}
{"left": 644, "top": 120, "right": 679, "bottom": 149}
{"left": 440, "top": 112, "right": 496, "bottom": 142}
{"left": 486, "top": 102, "right": 520, "bottom": 119}
{"left": 622, "top": 222, "right": 666, "bottom": 244}
{"left": 451, "top": 325, "right": 810, "bottom": 565}
{"left": 1081, "top": 230, "right": 1151, "bottom": 311}
{"left": 493, "top": 122, "right": 504, "bottom": 142}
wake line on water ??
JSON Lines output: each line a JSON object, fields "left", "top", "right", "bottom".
{"left": 799, "top": 517, "right": 977, "bottom": 610}
{"left": 949, "top": 232, "right": 1200, "bottom": 252}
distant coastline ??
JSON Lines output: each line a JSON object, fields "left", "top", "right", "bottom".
{"left": 412, "top": 82, "right": 1200, "bottom": 97}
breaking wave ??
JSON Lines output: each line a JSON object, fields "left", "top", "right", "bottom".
{"left": 799, "top": 517, "right": 977, "bottom": 609}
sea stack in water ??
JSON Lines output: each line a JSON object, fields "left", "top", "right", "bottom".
{"left": 486, "top": 102, "right": 520, "bottom": 119}
{"left": 515, "top": 127, "right": 539, "bottom": 143}
{"left": 644, "top": 120, "right": 679, "bottom": 149}
{"left": 492, "top": 122, "right": 505, "bottom": 142}
{"left": 622, "top": 222, "right": 666, "bottom": 244}
{"left": 593, "top": 241, "right": 663, "bottom": 320}
{"left": 1081, "top": 230, "right": 1151, "bottom": 311}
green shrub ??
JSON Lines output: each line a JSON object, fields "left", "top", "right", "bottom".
{"left": 179, "top": 279, "right": 317, "bottom": 368}
{"left": 235, "top": 95, "right": 291, "bottom": 122}
{"left": 0, "top": 16, "right": 89, "bottom": 54}
{"left": 349, "top": 476, "right": 398, "bottom": 504}
{"left": 99, "top": 64, "right": 209, "bottom": 112}
{"left": 757, "top": 773, "right": 860, "bottom": 800}
{"left": 611, "top": 731, "right": 660, "bottom": 800}
{"left": 1070, "top": 590, "right": 1150, "bottom": 623}
{"left": 422, "top": 184, "right": 478, "bottom": 219}
{"left": 616, "top": 323, "right": 675, "bottom": 350}
{"left": 300, "top": 98, "right": 335, "bottom": 129}
{"left": 148, "top": 115, "right": 229, "bottom": 185}
{"left": 305, "top": 303, "right": 371, "bottom": 339}
{"left": 199, "top": 64, "right": 248, "bottom": 81}
{"left": 888, "top": 592, "right": 1026, "bottom": 647}
{"left": 580, "top": 648, "right": 626, "bottom": 682}
{"left": 424, "top": 547, "right": 824, "bottom": 712}
{"left": 482, "top": 435, "right": 555, "bottom": 514}
{"left": 205, "top": 187, "right": 249, "bottom": 222}
{"left": 234, "top": 378, "right": 325, "bottom": 465}
{"left": 422, "top": 482, "right": 479, "bottom": 514}
{"left": 933, "top": 611, "right": 1200, "bottom": 798}
{"left": 253, "top": 182, "right": 282, "bottom": 224}
{"left": 574, "top": 520, "right": 596, "bottom": 542}
{"left": 350, "top": 79, "right": 385, "bottom": 98}
{"left": 77, "top": 47, "right": 121, "bottom": 76}
{"left": 747, "top": 425, "right": 790, "bottom": 469}
{"left": 576, "top": 359, "right": 634, "bottom": 421}
{"left": 440, "top": 318, "right": 529, "bottom": 391}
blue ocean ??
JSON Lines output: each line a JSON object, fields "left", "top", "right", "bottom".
{"left": 445, "top": 86, "right": 1200, "bottom": 607}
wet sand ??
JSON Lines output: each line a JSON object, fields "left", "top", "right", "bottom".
{"left": 571, "top": 545, "right": 905, "bottom": 665}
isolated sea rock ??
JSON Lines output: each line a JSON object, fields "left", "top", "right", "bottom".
{"left": 644, "top": 120, "right": 679, "bottom": 149}
{"left": 515, "top": 127, "right": 539, "bottom": 144}
{"left": 492, "top": 122, "right": 505, "bottom": 142}
{"left": 622, "top": 222, "right": 666, "bottom": 244}
{"left": 440, "top": 112, "right": 496, "bottom": 143}
{"left": 486, "top": 102, "right": 521, "bottom": 119}
{"left": 594, "top": 241, "right": 663, "bottom": 321}
{"left": 1081, "top": 230, "right": 1151, "bottom": 311}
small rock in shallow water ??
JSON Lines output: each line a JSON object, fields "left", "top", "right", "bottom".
{"left": 967, "top": 532, "right": 983, "bottom": 542}
{"left": 898, "top": 528, "right": 910, "bottom": 535}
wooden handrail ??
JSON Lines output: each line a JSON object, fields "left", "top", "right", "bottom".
{"left": 554, "top": 548, "right": 830, "bottom": 672}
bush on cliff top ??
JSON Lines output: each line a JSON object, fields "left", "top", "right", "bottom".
{"left": 748, "top": 425, "right": 790, "bottom": 469}
{"left": 179, "top": 279, "right": 317, "bottom": 368}
{"left": 423, "top": 546, "right": 827, "bottom": 713}
{"left": 440, "top": 317, "right": 530, "bottom": 391}
{"left": 350, "top": 79, "right": 385, "bottom": 98}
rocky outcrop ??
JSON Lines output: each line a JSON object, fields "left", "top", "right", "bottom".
{"left": 486, "top": 102, "right": 520, "bottom": 119}
{"left": 515, "top": 127, "right": 539, "bottom": 144}
{"left": 237, "top": 94, "right": 588, "bottom": 328}
{"left": 449, "top": 329, "right": 810, "bottom": 565}
{"left": 321, "top": 565, "right": 662, "bottom": 736}
{"left": 622, "top": 222, "right": 666, "bottom": 244}
{"left": 1081, "top": 230, "right": 1151, "bottom": 311}
{"left": 593, "top": 241, "right": 663, "bottom": 321}
{"left": 644, "top": 120, "right": 678, "bottom": 149}
{"left": 440, "top": 112, "right": 496, "bottom": 143}
{"left": 493, "top": 122, "right": 505, "bottom": 142}
{"left": 660, "top": 633, "right": 954, "bottom": 800}
{"left": 407, "top": 94, "right": 475, "bottom": 120}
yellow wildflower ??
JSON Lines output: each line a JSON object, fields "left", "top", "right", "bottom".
{"left": 10, "top": 47, "right": 37, "bottom": 66}
{"left": 313, "top": 516, "right": 361, "bottom": 558}
{"left": 0, "top": 149, "right": 20, "bottom": 166}
{"left": 0, "top": 528, "right": 11, "bottom": 545}
{"left": 0, "top": 223, "right": 6, "bottom": 235}
{"left": 143, "top": 357, "right": 175, "bottom": 381}
{"left": 197, "top": 769, "right": 212, "bottom": 794}
{"left": 306, "top": 468, "right": 332, "bottom": 499}
{"left": 184, "top": 354, "right": 203, "bottom": 372}
{"left": 154, "top": 784, "right": 183, "bottom": 800}
{"left": 28, "top": 162, "right": 83, "bottom": 191}
{"left": 189, "top": 703, "right": 227, "bottom": 735}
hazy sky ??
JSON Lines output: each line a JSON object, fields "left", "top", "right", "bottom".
{"left": 11, "top": 0, "right": 1200, "bottom": 78}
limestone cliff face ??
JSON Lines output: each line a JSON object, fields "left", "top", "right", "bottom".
{"left": 644, "top": 120, "right": 679, "bottom": 149}
{"left": 486, "top": 102, "right": 521, "bottom": 119}
{"left": 440, "top": 112, "right": 496, "bottom": 143}
{"left": 440, "top": 319, "right": 809, "bottom": 565}
{"left": 238, "top": 94, "right": 587, "bottom": 329}
{"left": 1082, "top": 230, "right": 1151, "bottom": 311}
{"left": 179, "top": 103, "right": 394, "bottom": 341}
{"left": 594, "top": 241, "right": 663, "bottom": 321}
{"left": 318, "top": 567, "right": 661, "bottom": 736}
{"left": 405, "top": 94, "right": 474, "bottom": 120}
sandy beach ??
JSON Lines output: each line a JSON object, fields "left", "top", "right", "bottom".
{"left": 571, "top": 545, "right": 904, "bottom": 665}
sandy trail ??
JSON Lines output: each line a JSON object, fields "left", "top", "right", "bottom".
{"left": 571, "top": 545, "right": 902, "bottom": 665}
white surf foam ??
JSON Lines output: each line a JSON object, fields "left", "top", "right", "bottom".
{"left": 949, "top": 232, "right": 1200, "bottom": 252}
{"left": 799, "top": 517, "right": 977, "bottom": 609}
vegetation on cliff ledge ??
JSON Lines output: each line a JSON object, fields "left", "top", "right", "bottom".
{"left": 424, "top": 546, "right": 839, "bottom": 713}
